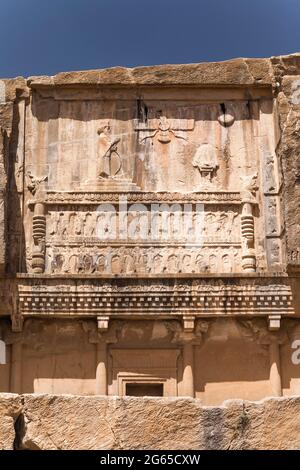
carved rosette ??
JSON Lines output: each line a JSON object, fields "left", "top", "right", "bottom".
{"left": 32, "top": 203, "right": 46, "bottom": 273}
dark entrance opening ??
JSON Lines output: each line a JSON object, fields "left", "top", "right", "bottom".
{"left": 125, "top": 383, "right": 164, "bottom": 397}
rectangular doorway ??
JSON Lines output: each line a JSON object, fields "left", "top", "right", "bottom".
{"left": 125, "top": 382, "right": 164, "bottom": 397}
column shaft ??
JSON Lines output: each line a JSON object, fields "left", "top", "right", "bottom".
{"left": 182, "top": 342, "right": 194, "bottom": 397}
{"left": 95, "top": 343, "right": 107, "bottom": 395}
{"left": 10, "top": 342, "right": 22, "bottom": 393}
{"left": 269, "top": 341, "right": 282, "bottom": 397}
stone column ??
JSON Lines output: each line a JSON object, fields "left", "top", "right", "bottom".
{"left": 32, "top": 202, "right": 46, "bottom": 274}
{"left": 0, "top": 127, "right": 7, "bottom": 274}
{"left": 241, "top": 202, "right": 256, "bottom": 272}
{"left": 10, "top": 342, "right": 22, "bottom": 393}
{"left": 95, "top": 343, "right": 107, "bottom": 395}
{"left": 269, "top": 340, "right": 282, "bottom": 396}
{"left": 240, "top": 176, "right": 258, "bottom": 273}
{"left": 182, "top": 342, "right": 194, "bottom": 397}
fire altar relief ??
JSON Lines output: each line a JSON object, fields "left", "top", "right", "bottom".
{"left": 22, "top": 98, "right": 283, "bottom": 277}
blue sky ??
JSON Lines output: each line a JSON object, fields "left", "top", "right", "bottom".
{"left": 0, "top": 0, "right": 299, "bottom": 77}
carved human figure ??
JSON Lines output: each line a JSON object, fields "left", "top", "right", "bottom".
{"left": 169, "top": 211, "right": 182, "bottom": 240}
{"left": 166, "top": 254, "right": 178, "bottom": 273}
{"left": 95, "top": 254, "right": 106, "bottom": 273}
{"left": 226, "top": 211, "right": 238, "bottom": 237}
{"left": 137, "top": 249, "right": 149, "bottom": 273}
{"left": 233, "top": 249, "right": 240, "bottom": 271}
{"left": 182, "top": 254, "right": 192, "bottom": 273}
{"left": 68, "top": 254, "right": 78, "bottom": 273}
{"left": 183, "top": 212, "right": 195, "bottom": 241}
{"left": 270, "top": 240, "right": 281, "bottom": 265}
{"left": 138, "top": 211, "right": 149, "bottom": 239}
{"left": 51, "top": 254, "right": 65, "bottom": 273}
{"left": 123, "top": 251, "right": 135, "bottom": 274}
{"left": 49, "top": 212, "right": 59, "bottom": 236}
{"left": 76, "top": 248, "right": 85, "bottom": 273}
{"left": 195, "top": 253, "right": 207, "bottom": 272}
{"left": 203, "top": 212, "right": 216, "bottom": 239}
{"left": 222, "top": 254, "right": 231, "bottom": 272}
{"left": 84, "top": 213, "right": 95, "bottom": 237}
{"left": 128, "top": 210, "right": 148, "bottom": 240}
{"left": 111, "top": 254, "right": 122, "bottom": 274}
{"left": 193, "top": 212, "right": 204, "bottom": 239}
{"left": 68, "top": 213, "right": 77, "bottom": 236}
{"left": 150, "top": 212, "right": 161, "bottom": 240}
{"left": 97, "top": 122, "right": 122, "bottom": 178}
{"left": 152, "top": 253, "right": 163, "bottom": 274}
{"left": 267, "top": 198, "right": 277, "bottom": 234}
{"left": 209, "top": 254, "right": 218, "bottom": 272}
{"left": 265, "top": 154, "right": 276, "bottom": 192}
{"left": 160, "top": 213, "right": 170, "bottom": 240}
{"left": 215, "top": 212, "right": 228, "bottom": 237}
{"left": 74, "top": 214, "right": 83, "bottom": 235}
{"left": 96, "top": 213, "right": 108, "bottom": 239}
{"left": 82, "top": 255, "right": 94, "bottom": 273}
{"left": 57, "top": 212, "right": 68, "bottom": 238}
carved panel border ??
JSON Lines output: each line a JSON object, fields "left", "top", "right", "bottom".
{"left": 17, "top": 277, "right": 295, "bottom": 317}
{"left": 28, "top": 191, "right": 242, "bottom": 206}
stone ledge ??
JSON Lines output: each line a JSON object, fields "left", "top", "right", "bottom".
{"left": 16, "top": 272, "right": 288, "bottom": 279}
{"left": 2, "top": 53, "right": 300, "bottom": 93}
{"left": 27, "top": 57, "right": 274, "bottom": 88}
{"left": 2, "top": 393, "right": 300, "bottom": 449}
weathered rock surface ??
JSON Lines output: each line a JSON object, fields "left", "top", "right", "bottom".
{"left": 276, "top": 75, "right": 300, "bottom": 268}
{"left": 1, "top": 394, "right": 300, "bottom": 450}
{"left": 0, "top": 394, "right": 22, "bottom": 450}
{"left": 21, "top": 394, "right": 115, "bottom": 450}
{"left": 27, "top": 58, "right": 273, "bottom": 88}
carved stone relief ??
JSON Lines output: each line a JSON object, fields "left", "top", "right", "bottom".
{"left": 46, "top": 245, "right": 242, "bottom": 275}
{"left": 135, "top": 115, "right": 194, "bottom": 144}
{"left": 26, "top": 166, "right": 48, "bottom": 195}
{"left": 18, "top": 95, "right": 285, "bottom": 279}
{"left": 192, "top": 143, "right": 219, "bottom": 186}
{"left": 97, "top": 122, "right": 123, "bottom": 179}
{"left": 46, "top": 207, "right": 240, "bottom": 242}
{"left": 39, "top": 202, "right": 243, "bottom": 274}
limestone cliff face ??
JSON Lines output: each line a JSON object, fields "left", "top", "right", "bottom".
{"left": 2, "top": 394, "right": 300, "bottom": 450}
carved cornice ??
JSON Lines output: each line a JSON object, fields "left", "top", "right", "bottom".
{"left": 28, "top": 190, "right": 242, "bottom": 206}
{"left": 16, "top": 276, "right": 295, "bottom": 318}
